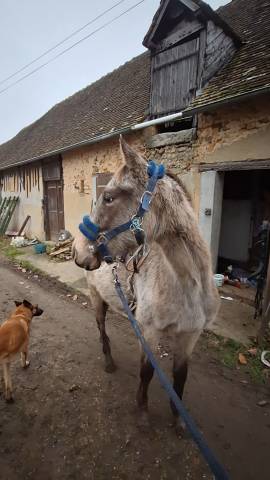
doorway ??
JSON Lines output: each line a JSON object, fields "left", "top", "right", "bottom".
{"left": 218, "top": 169, "right": 270, "bottom": 273}
{"left": 42, "top": 156, "right": 65, "bottom": 241}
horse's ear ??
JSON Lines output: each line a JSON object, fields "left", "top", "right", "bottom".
{"left": 119, "top": 135, "right": 145, "bottom": 172}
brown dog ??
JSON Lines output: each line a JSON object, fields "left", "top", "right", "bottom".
{"left": 0, "top": 299, "right": 43, "bottom": 402}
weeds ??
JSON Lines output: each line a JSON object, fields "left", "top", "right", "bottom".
{"left": 203, "top": 331, "right": 269, "bottom": 385}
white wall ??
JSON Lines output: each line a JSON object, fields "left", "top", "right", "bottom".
{"left": 1, "top": 166, "right": 45, "bottom": 239}
{"left": 199, "top": 171, "right": 224, "bottom": 271}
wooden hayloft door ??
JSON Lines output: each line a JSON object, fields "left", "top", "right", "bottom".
{"left": 42, "top": 156, "right": 65, "bottom": 241}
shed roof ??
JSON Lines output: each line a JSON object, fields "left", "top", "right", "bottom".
{"left": 0, "top": 0, "right": 269, "bottom": 170}
{"left": 0, "top": 53, "right": 150, "bottom": 169}
{"left": 185, "top": 0, "right": 270, "bottom": 111}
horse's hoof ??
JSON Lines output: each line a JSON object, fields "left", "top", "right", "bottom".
{"left": 5, "top": 396, "right": 14, "bottom": 404}
{"left": 105, "top": 362, "right": 117, "bottom": 373}
{"left": 137, "top": 411, "right": 151, "bottom": 433}
{"left": 173, "top": 418, "right": 189, "bottom": 439}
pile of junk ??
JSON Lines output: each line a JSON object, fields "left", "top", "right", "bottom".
{"left": 215, "top": 221, "right": 270, "bottom": 320}
{"left": 10, "top": 229, "right": 74, "bottom": 262}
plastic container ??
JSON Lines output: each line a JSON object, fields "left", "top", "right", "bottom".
{"left": 34, "top": 243, "right": 46, "bottom": 254}
{"left": 214, "top": 274, "right": 224, "bottom": 287}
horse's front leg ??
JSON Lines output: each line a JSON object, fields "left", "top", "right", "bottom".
{"left": 171, "top": 330, "right": 201, "bottom": 435}
{"left": 96, "top": 299, "right": 116, "bottom": 373}
{"left": 136, "top": 351, "right": 154, "bottom": 428}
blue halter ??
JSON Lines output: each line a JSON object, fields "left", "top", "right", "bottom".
{"left": 79, "top": 160, "right": 165, "bottom": 263}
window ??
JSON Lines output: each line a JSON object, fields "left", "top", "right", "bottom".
{"left": 92, "top": 173, "right": 113, "bottom": 208}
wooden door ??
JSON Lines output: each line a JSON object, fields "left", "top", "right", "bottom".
{"left": 42, "top": 157, "right": 65, "bottom": 241}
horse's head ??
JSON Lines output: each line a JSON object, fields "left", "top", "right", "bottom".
{"left": 73, "top": 136, "right": 149, "bottom": 271}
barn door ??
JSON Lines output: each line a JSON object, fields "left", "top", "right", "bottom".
{"left": 150, "top": 36, "right": 200, "bottom": 116}
{"left": 42, "top": 156, "right": 65, "bottom": 241}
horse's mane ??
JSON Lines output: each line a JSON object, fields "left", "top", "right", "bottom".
{"left": 166, "top": 170, "right": 192, "bottom": 204}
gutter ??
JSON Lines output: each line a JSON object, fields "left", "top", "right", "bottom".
{"left": 0, "top": 111, "right": 184, "bottom": 172}
{"left": 1, "top": 85, "right": 269, "bottom": 172}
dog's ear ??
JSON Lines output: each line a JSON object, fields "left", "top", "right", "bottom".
{"left": 14, "top": 301, "right": 22, "bottom": 307}
{"left": 23, "top": 299, "right": 32, "bottom": 310}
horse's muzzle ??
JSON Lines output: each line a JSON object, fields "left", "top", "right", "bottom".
{"left": 73, "top": 244, "right": 101, "bottom": 271}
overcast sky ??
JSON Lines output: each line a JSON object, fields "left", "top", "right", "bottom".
{"left": 0, "top": 0, "right": 229, "bottom": 144}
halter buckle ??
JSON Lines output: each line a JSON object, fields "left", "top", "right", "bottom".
{"left": 96, "top": 233, "right": 108, "bottom": 245}
{"left": 130, "top": 216, "right": 143, "bottom": 232}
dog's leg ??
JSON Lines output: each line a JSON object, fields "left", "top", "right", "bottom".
{"left": 3, "top": 362, "right": 13, "bottom": 403}
{"left": 21, "top": 341, "right": 30, "bottom": 368}
{"left": 21, "top": 352, "right": 30, "bottom": 368}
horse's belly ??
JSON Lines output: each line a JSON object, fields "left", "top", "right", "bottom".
{"left": 135, "top": 275, "right": 207, "bottom": 334}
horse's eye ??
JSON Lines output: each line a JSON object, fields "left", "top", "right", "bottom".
{"left": 103, "top": 193, "right": 113, "bottom": 204}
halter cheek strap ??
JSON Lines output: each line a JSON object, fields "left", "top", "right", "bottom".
{"left": 79, "top": 160, "right": 165, "bottom": 263}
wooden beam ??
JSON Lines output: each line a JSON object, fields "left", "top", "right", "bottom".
{"left": 199, "top": 159, "right": 270, "bottom": 172}
{"left": 18, "top": 215, "right": 31, "bottom": 236}
{"left": 179, "top": 0, "right": 200, "bottom": 12}
{"left": 154, "top": 22, "right": 203, "bottom": 53}
{"left": 258, "top": 255, "right": 270, "bottom": 345}
{"left": 50, "top": 246, "right": 71, "bottom": 257}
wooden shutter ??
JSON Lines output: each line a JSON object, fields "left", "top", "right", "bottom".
{"left": 150, "top": 36, "right": 200, "bottom": 116}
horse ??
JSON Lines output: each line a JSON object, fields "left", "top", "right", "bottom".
{"left": 73, "top": 136, "right": 220, "bottom": 428}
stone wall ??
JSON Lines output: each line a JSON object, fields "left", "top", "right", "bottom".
{"left": 62, "top": 130, "right": 150, "bottom": 236}
{"left": 2, "top": 95, "right": 269, "bottom": 241}
{"left": 194, "top": 94, "right": 270, "bottom": 165}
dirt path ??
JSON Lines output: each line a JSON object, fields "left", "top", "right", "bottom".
{"left": 0, "top": 261, "right": 269, "bottom": 480}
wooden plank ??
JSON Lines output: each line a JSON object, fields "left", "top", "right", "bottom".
{"left": 197, "top": 28, "right": 207, "bottom": 89}
{"left": 0, "top": 196, "right": 18, "bottom": 235}
{"left": 50, "top": 246, "right": 71, "bottom": 257}
{"left": 180, "top": 0, "right": 200, "bottom": 12}
{"left": 0, "top": 197, "right": 11, "bottom": 222}
{"left": 151, "top": 37, "right": 200, "bottom": 115}
{"left": 143, "top": 0, "right": 171, "bottom": 48}
{"left": 155, "top": 20, "right": 203, "bottom": 53}
{"left": 42, "top": 156, "right": 62, "bottom": 181}
{"left": 18, "top": 215, "right": 31, "bottom": 236}
{"left": 199, "top": 159, "right": 270, "bottom": 172}
{"left": 202, "top": 20, "right": 236, "bottom": 85}
{"left": 0, "top": 197, "right": 7, "bottom": 217}
{"left": 259, "top": 255, "right": 270, "bottom": 344}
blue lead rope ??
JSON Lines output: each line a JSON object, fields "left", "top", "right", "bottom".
{"left": 114, "top": 276, "right": 230, "bottom": 480}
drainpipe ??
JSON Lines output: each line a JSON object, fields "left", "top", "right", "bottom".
{"left": 131, "top": 111, "right": 183, "bottom": 130}
{"left": 0, "top": 112, "right": 184, "bottom": 171}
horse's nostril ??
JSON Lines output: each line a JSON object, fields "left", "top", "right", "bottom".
{"left": 85, "top": 266, "right": 90, "bottom": 271}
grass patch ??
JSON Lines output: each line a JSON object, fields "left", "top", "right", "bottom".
{"left": 0, "top": 237, "right": 41, "bottom": 274}
{"left": 0, "top": 237, "right": 24, "bottom": 259}
{"left": 18, "top": 259, "right": 42, "bottom": 274}
{"left": 203, "top": 331, "right": 269, "bottom": 385}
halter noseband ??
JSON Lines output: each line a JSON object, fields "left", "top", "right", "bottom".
{"left": 78, "top": 160, "right": 165, "bottom": 264}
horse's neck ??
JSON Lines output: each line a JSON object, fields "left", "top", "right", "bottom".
{"left": 148, "top": 235, "right": 192, "bottom": 279}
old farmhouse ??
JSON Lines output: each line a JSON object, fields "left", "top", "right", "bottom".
{"left": 0, "top": 0, "right": 270, "bottom": 273}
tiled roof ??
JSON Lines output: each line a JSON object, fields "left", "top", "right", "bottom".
{"left": 1, "top": 0, "right": 269, "bottom": 169}
{"left": 0, "top": 53, "right": 150, "bottom": 169}
{"left": 185, "top": 0, "right": 270, "bottom": 111}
